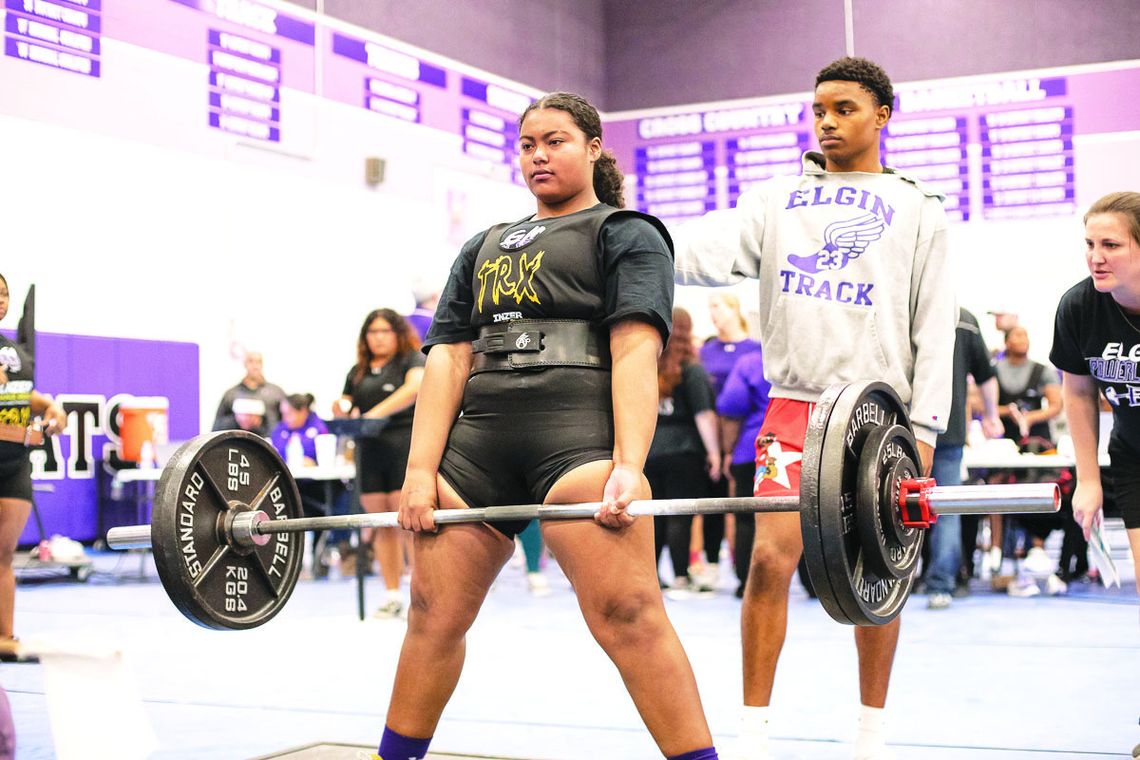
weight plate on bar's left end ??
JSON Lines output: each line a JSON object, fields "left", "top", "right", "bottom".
{"left": 802, "top": 381, "right": 916, "bottom": 626}
{"left": 151, "top": 431, "right": 304, "bottom": 630}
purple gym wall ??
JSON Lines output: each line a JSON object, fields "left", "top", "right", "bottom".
{"left": 319, "top": 0, "right": 608, "bottom": 106}
{"left": 1, "top": 331, "right": 199, "bottom": 544}
{"left": 304, "top": 0, "right": 1140, "bottom": 111}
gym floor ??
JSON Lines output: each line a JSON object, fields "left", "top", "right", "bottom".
{"left": 5, "top": 545, "right": 1138, "bottom": 760}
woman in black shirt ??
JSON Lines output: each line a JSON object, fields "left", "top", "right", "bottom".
{"left": 0, "top": 273, "right": 66, "bottom": 662}
{"left": 647, "top": 307, "right": 720, "bottom": 594}
{"left": 334, "top": 308, "right": 424, "bottom": 618}
{"left": 1050, "top": 191, "right": 1140, "bottom": 603}
{"left": 377, "top": 93, "right": 717, "bottom": 760}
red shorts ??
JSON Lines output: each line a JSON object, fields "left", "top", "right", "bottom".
{"left": 753, "top": 398, "right": 815, "bottom": 497}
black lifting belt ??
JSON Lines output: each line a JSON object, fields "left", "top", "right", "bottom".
{"left": 470, "top": 319, "right": 610, "bottom": 373}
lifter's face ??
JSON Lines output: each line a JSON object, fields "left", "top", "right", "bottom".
{"left": 1086, "top": 212, "right": 1140, "bottom": 307}
{"left": 519, "top": 108, "right": 601, "bottom": 217}
{"left": 812, "top": 80, "right": 889, "bottom": 173}
{"left": 0, "top": 280, "right": 8, "bottom": 322}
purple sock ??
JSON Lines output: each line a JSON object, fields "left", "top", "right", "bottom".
{"left": 376, "top": 726, "right": 432, "bottom": 760}
{"left": 667, "top": 749, "right": 718, "bottom": 760}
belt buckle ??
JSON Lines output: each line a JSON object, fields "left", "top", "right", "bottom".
{"left": 509, "top": 330, "right": 542, "bottom": 353}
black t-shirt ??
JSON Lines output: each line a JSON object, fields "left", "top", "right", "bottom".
{"left": 424, "top": 204, "right": 675, "bottom": 350}
{"left": 0, "top": 336, "right": 34, "bottom": 463}
{"left": 938, "top": 308, "right": 996, "bottom": 447}
{"left": 649, "top": 362, "right": 715, "bottom": 458}
{"left": 342, "top": 351, "right": 426, "bottom": 430}
{"left": 1050, "top": 277, "right": 1140, "bottom": 454}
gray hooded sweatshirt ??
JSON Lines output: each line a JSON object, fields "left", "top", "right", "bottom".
{"left": 673, "top": 152, "right": 954, "bottom": 445}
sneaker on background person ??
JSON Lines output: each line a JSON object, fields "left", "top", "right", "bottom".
{"left": 1007, "top": 576, "right": 1041, "bottom": 598}
{"left": 1023, "top": 546, "right": 1055, "bottom": 578}
{"left": 927, "top": 592, "right": 952, "bottom": 610}
{"left": 373, "top": 594, "right": 404, "bottom": 619}
{"left": 695, "top": 563, "right": 719, "bottom": 594}
{"left": 1045, "top": 573, "right": 1068, "bottom": 596}
{"left": 526, "top": 572, "right": 551, "bottom": 597}
{"left": 665, "top": 576, "right": 692, "bottom": 601}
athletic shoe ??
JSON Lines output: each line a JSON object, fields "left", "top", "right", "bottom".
{"left": 1007, "top": 577, "right": 1041, "bottom": 598}
{"left": 0, "top": 637, "right": 38, "bottom": 664}
{"left": 985, "top": 546, "right": 1003, "bottom": 574}
{"left": 665, "top": 576, "right": 692, "bottom": 601}
{"left": 373, "top": 599, "right": 404, "bottom": 619}
{"left": 526, "top": 572, "right": 551, "bottom": 597}
{"left": 926, "top": 592, "right": 952, "bottom": 610}
{"left": 1045, "top": 574, "right": 1068, "bottom": 596}
{"left": 1023, "top": 546, "right": 1054, "bottom": 578}
{"left": 695, "top": 563, "right": 719, "bottom": 594}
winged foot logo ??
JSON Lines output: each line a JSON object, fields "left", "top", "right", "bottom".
{"left": 780, "top": 186, "right": 894, "bottom": 307}
{"left": 787, "top": 213, "right": 886, "bottom": 274}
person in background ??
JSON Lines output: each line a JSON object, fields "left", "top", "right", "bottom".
{"left": 1051, "top": 191, "right": 1140, "bottom": 619}
{"left": 271, "top": 393, "right": 328, "bottom": 465}
{"left": 517, "top": 521, "right": 550, "bottom": 596}
{"left": 406, "top": 282, "right": 441, "bottom": 343}
{"left": 925, "top": 308, "right": 1002, "bottom": 609}
{"left": 0, "top": 273, "right": 67, "bottom": 663}
{"left": 212, "top": 351, "right": 286, "bottom": 436}
{"left": 996, "top": 326, "right": 1063, "bottom": 444}
{"left": 228, "top": 397, "right": 268, "bottom": 437}
{"left": 647, "top": 307, "right": 721, "bottom": 597}
{"left": 715, "top": 348, "right": 772, "bottom": 598}
{"left": 695, "top": 292, "right": 760, "bottom": 592}
{"left": 990, "top": 325, "right": 1067, "bottom": 596}
{"left": 334, "top": 308, "right": 425, "bottom": 618}
{"left": 271, "top": 393, "right": 333, "bottom": 573}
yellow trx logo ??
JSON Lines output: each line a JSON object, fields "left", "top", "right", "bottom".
{"left": 476, "top": 251, "right": 544, "bottom": 313}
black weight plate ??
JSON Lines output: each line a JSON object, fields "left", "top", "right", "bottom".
{"left": 801, "top": 381, "right": 916, "bottom": 626}
{"left": 151, "top": 431, "right": 303, "bottom": 630}
{"left": 799, "top": 382, "right": 851, "bottom": 624}
{"left": 856, "top": 424, "right": 922, "bottom": 580}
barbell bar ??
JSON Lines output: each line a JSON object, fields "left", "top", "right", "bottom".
{"left": 107, "top": 484, "right": 1054, "bottom": 552}
{"left": 104, "top": 380, "right": 1061, "bottom": 630}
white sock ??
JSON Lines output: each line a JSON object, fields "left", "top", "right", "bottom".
{"left": 737, "top": 705, "right": 770, "bottom": 760}
{"left": 854, "top": 705, "right": 889, "bottom": 759}
{"left": 386, "top": 589, "right": 401, "bottom": 603}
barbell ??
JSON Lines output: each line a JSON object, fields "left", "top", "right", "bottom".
{"left": 106, "top": 380, "right": 1059, "bottom": 631}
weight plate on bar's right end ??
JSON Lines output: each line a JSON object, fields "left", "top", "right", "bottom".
{"left": 801, "top": 381, "right": 917, "bottom": 626}
{"left": 856, "top": 424, "right": 922, "bottom": 580}
{"left": 151, "top": 431, "right": 303, "bottom": 630}
{"left": 799, "top": 382, "right": 851, "bottom": 624}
